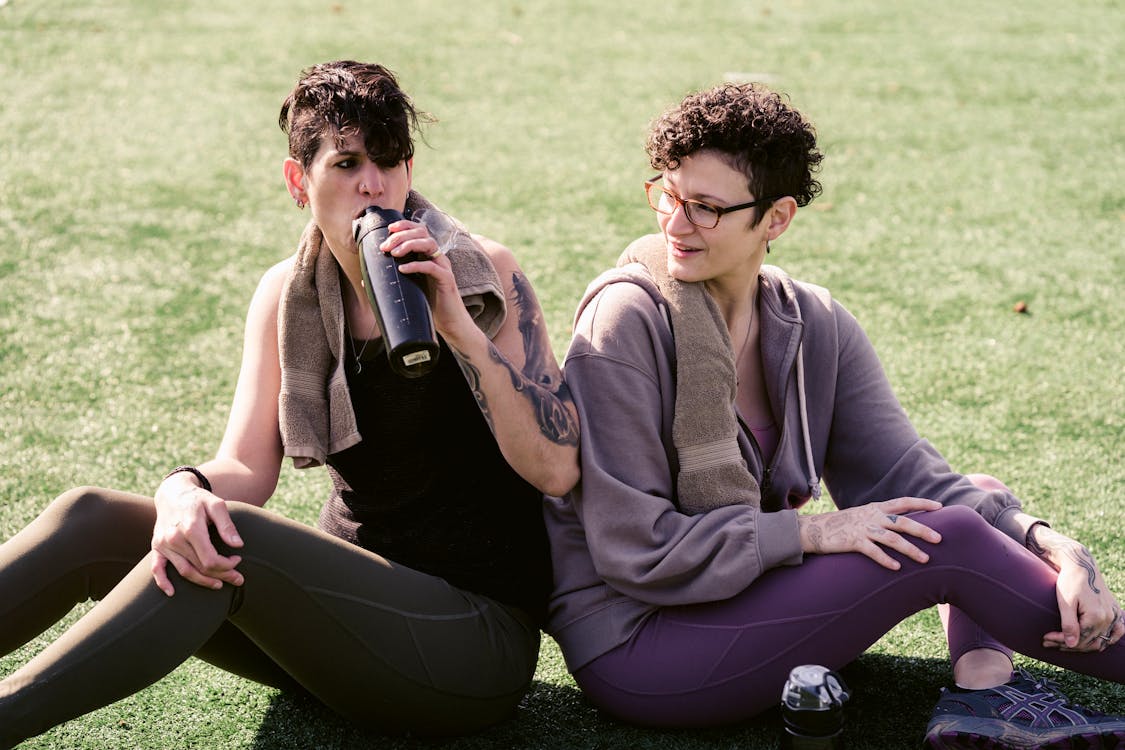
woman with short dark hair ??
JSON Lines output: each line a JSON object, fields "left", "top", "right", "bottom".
{"left": 0, "top": 60, "right": 579, "bottom": 747}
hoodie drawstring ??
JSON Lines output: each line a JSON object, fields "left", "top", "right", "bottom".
{"left": 795, "top": 341, "right": 821, "bottom": 499}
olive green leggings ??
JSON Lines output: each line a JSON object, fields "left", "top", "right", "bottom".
{"left": 0, "top": 487, "right": 540, "bottom": 747}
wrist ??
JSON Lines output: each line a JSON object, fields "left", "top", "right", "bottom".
{"left": 797, "top": 514, "right": 822, "bottom": 555}
{"left": 163, "top": 465, "right": 212, "bottom": 493}
{"left": 440, "top": 315, "right": 488, "bottom": 355}
{"left": 1024, "top": 519, "right": 1050, "bottom": 552}
{"left": 1024, "top": 520, "right": 1072, "bottom": 572}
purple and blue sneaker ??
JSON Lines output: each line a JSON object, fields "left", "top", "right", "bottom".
{"left": 924, "top": 668, "right": 1125, "bottom": 749}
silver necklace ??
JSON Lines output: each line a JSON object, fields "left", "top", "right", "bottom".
{"left": 736, "top": 292, "right": 758, "bottom": 363}
{"left": 349, "top": 320, "right": 378, "bottom": 374}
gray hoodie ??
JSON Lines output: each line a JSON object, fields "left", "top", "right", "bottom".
{"left": 543, "top": 251, "right": 1024, "bottom": 672}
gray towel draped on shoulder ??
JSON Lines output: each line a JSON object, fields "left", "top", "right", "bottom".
{"left": 616, "top": 233, "right": 761, "bottom": 513}
{"left": 277, "top": 190, "right": 507, "bottom": 469}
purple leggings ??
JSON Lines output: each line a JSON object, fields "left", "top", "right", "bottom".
{"left": 574, "top": 504, "right": 1125, "bottom": 727}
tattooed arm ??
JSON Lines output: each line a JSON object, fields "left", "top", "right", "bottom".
{"left": 438, "top": 237, "right": 580, "bottom": 497}
{"left": 1019, "top": 515, "right": 1125, "bottom": 652}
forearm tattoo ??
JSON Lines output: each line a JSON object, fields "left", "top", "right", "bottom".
{"left": 448, "top": 272, "right": 578, "bottom": 446}
{"left": 452, "top": 351, "right": 495, "bottom": 434}
{"left": 503, "top": 271, "right": 579, "bottom": 445}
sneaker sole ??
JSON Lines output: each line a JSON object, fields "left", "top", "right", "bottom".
{"left": 924, "top": 716, "right": 1125, "bottom": 750}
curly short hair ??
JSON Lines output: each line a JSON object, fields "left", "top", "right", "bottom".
{"left": 278, "top": 60, "right": 431, "bottom": 169}
{"left": 646, "top": 83, "right": 823, "bottom": 224}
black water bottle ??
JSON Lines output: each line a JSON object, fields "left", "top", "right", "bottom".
{"left": 780, "top": 665, "right": 850, "bottom": 749}
{"left": 353, "top": 206, "right": 440, "bottom": 378}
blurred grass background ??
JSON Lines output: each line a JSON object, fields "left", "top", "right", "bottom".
{"left": 1, "top": 0, "right": 1122, "bottom": 747}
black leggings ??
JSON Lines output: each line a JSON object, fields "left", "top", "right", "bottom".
{"left": 0, "top": 487, "right": 540, "bottom": 748}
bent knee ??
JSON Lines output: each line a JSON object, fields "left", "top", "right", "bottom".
{"left": 40, "top": 486, "right": 154, "bottom": 558}
{"left": 217, "top": 502, "right": 290, "bottom": 553}
{"left": 917, "top": 504, "right": 1000, "bottom": 544}
{"left": 49, "top": 486, "right": 154, "bottom": 528}
{"left": 223, "top": 502, "right": 274, "bottom": 532}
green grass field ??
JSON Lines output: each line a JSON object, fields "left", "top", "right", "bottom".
{"left": 1, "top": 0, "right": 1122, "bottom": 747}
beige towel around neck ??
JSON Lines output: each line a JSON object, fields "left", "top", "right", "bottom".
{"left": 617, "top": 233, "right": 761, "bottom": 513}
{"left": 277, "top": 191, "right": 507, "bottom": 469}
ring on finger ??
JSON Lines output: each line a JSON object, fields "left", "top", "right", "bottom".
{"left": 1097, "top": 634, "right": 1112, "bottom": 643}
{"left": 430, "top": 245, "right": 450, "bottom": 259}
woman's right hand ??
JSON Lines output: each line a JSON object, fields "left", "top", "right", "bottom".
{"left": 151, "top": 475, "right": 245, "bottom": 596}
{"left": 797, "top": 497, "right": 943, "bottom": 570}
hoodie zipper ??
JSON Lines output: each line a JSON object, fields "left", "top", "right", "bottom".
{"left": 736, "top": 413, "right": 772, "bottom": 495}
{"left": 755, "top": 325, "right": 805, "bottom": 502}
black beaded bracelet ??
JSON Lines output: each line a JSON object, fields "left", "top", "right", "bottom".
{"left": 164, "top": 465, "right": 212, "bottom": 493}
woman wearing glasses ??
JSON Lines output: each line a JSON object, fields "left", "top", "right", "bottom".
{"left": 543, "top": 83, "right": 1125, "bottom": 749}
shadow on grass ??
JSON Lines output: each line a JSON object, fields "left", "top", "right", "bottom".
{"left": 247, "top": 653, "right": 956, "bottom": 749}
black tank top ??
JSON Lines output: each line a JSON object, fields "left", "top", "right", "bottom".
{"left": 319, "top": 335, "right": 551, "bottom": 622}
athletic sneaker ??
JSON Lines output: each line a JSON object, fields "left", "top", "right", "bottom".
{"left": 923, "top": 668, "right": 1125, "bottom": 749}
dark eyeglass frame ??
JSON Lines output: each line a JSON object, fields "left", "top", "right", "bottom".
{"left": 644, "top": 175, "right": 780, "bottom": 229}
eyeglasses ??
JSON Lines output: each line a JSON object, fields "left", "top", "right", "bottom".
{"left": 644, "top": 175, "right": 779, "bottom": 229}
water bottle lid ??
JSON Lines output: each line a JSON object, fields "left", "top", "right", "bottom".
{"left": 781, "top": 665, "right": 851, "bottom": 711}
{"left": 353, "top": 205, "right": 402, "bottom": 244}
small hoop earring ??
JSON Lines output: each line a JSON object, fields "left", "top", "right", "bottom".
{"left": 766, "top": 240, "right": 771, "bottom": 254}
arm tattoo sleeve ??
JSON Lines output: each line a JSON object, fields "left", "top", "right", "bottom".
{"left": 486, "top": 341, "right": 579, "bottom": 446}
{"left": 446, "top": 271, "right": 579, "bottom": 446}
{"left": 503, "top": 271, "right": 579, "bottom": 446}
{"left": 451, "top": 349, "right": 495, "bottom": 433}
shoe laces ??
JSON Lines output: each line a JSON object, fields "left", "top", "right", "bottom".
{"left": 994, "top": 668, "right": 1107, "bottom": 727}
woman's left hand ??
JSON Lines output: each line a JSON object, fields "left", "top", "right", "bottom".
{"left": 381, "top": 218, "right": 474, "bottom": 336}
{"left": 1031, "top": 525, "right": 1125, "bottom": 652}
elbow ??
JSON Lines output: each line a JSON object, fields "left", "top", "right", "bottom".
{"left": 537, "top": 455, "right": 581, "bottom": 498}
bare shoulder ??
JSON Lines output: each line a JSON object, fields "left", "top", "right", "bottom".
{"left": 471, "top": 233, "right": 520, "bottom": 276}
{"left": 260, "top": 256, "right": 296, "bottom": 295}
{"left": 246, "top": 256, "right": 296, "bottom": 311}
{"left": 240, "top": 256, "right": 297, "bottom": 334}
{"left": 471, "top": 233, "right": 543, "bottom": 312}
